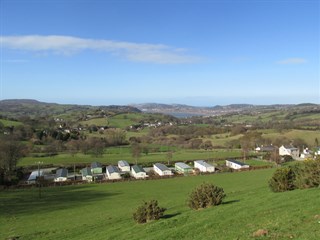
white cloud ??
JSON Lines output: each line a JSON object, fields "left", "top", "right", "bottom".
{"left": 0, "top": 35, "right": 200, "bottom": 64}
{"left": 276, "top": 58, "right": 307, "bottom": 64}
{"left": 3, "top": 59, "right": 28, "bottom": 63}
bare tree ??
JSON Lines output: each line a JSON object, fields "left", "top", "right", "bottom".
{"left": 131, "top": 143, "right": 141, "bottom": 164}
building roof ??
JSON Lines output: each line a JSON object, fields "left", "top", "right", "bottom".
{"left": 81, "top": 167, "right": 92, "bottom": 176}
{"left": 55, "top": 168, "right": 68, "bottom": 178}
{"left": 175, "top": 162, "right": 192, "bottom": 169}
{"left": 226, "top": 159, "right": 249, "bottom": 166}
{"left": 260, "top": 146, "right": 277, "bottom": 152}
{"left": 118, "top": 160, "right": 129, "bottom": 167}
{"left": 154, "top": 163, "right": 170, "bottom": 171}
{"left": 132, "top": 165, "right": 145, "bottom": 173}
{"left": 27, "top": 170, "right": 43, "bottom": 181}
{"left": 91, "top": 162, "right": 102, "bottom": 169}
{"left": 194, "top": 160, "right": 214, "bottom": 168}
{"left": 106, "top": 165, "right": 120, "bottom": 174}
{"left": 282, "top": 145, "right": 298, "bottom": 150}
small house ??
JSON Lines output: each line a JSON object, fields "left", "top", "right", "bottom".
{"left": 91, "top": 162, "right": 103, "bottom": 174}
{"left": 131, "top": 165, "right": 148, "bottom": 179}
{"left": 27, "top": 170, "right": 43, "bottom": 184}
{"left": 118, "top": 160, "right": 130, "bottom": 172}
{"left": 106, "top": 165, "right": 122, "bottom": 180}
{"left": 300, "top": 148, "right": 313, "bottom": 159}
{"left": 194, "top": 160, "right": 215, "bottom": 173}
{"left": 315, "top": 147, "right": 320, "bottom": 156}
{"left": 54, "top": 168, "right": 68, "bottom": 182}
{"left": 175, "top": 162, "right": 193, "bottom": 174}
{"left": 81, "top": 167, "right": 93, "bottom": 182}
{"left": 279, "top": 145, "right": 300, "bottom": 159}
{"left": 226, "top": 159, "right": 249, "bottom": 170}
{"left": 153, "top": 163, "right": 173, "bottom": 176}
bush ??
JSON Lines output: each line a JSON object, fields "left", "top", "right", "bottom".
{"left": 294, "top": 159, "right": 320, "bottom": 189}
{"left": 133, "top": 200, "right": 166, "bottom": 224}
{"left": 269, "top": 167, "right": 296, "bottom": 192}
{"left": 188, "top": 182, "right": 226, "bottom": 210}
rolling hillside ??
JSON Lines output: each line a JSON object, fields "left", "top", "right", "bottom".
{"left": 1, "top": 169, "right": 319, "bottom": 239}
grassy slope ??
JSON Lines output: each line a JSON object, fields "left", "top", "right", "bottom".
{"left": 81, "top": 113, "right": 156, "bottom": 129}
{"left": 1, "top": 169, "right": 319, "bottom": 240}
{"left": 19, "top": 149, "right": 247, "bottom": 166}
{"left": 0, "top": 118, "right": 23, "bottom": 127}
{"left": 261, "top": 129, "right": 320, "bottom": 146}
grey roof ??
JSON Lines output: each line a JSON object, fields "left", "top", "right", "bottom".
{"left": 91, "top": 162, "right": 102, "bottom": 168}
{"left": 132, "top": 165, "right": 145, "bottom": 173}
{"left": 118, "top": 160, "right": 129, "bottom": 167}
{"left": 194, "top": 160, "right": 213, "bottom": 168}
{"left": 154, "top": 163, "right": 170, "bottom": 171}
{"left": 106, "top": 165, "right": 120, "bottom": 174}
{"left": 56, "top": 168, "right": 68, "bottom": 178}
{"left": 27, "top": 170, "right": 43, "bottom": 181}
{"left": 259, "top": 146, "right": 277, "bottom": 152}
{"left": 175, "top": 162, "right": 192, "bottom": 169}
{"left": 283, "top": 145, "right": 298, "bottom": 150}
{"left": 81, "top": 167, "right": 92, "bottom": 176}
{"left": 227, "top": 159, "right": 249, "bottom": 166}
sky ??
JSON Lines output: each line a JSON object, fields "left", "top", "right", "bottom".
{"left": 0, "top": 0, "right": 319, "bottom": 106}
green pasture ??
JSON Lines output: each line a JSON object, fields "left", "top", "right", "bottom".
{"left": 80, "top": 117, "right": 109, "bottom": 126}
{"left": 261, "top": 129, "right": 320, "bottom": 146}
{"left": 1, "top": 168, "right": 319, "bottom": 239}
{"left": 0, "top": 118, "right": 23, "bottom": 127}
{"left": 19, "top": 148, "right": 250, "bottom": 167}
{"left": 80, "top": 113, "right": 159, "bottom": 129}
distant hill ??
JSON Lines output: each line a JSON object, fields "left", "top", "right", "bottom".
{"left": 0, "top": 99, "right": 141, "bottom": 120}
{"left": 131, "top": 102, "right": 320, "bottom": 118}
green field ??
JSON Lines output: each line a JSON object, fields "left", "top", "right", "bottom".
{"left": 19, "top": 148, "right": 250, "bottom": 167}
{"left": 1, "top": 168, "right": 319, "bottom": 240}
{"left": 81, "top": 113, "right": 160, "bottom": 129}
{"left": 261, "top": 129, "right": 320, "bottom": 146}
{"left": 0, "top": 118, "right": 23, "bottom": 127}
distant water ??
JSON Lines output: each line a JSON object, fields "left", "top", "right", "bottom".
{"left": 167, "top": 112, "right": 205, "bottom": 118}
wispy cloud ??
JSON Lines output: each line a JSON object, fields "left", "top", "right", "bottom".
{"left": 0, "top": 35, "right": 200, "bottom": 64}
{"left": 276, "top": 58, "right": 307, "bottom": 64}
{"left": 3, "top": 59, "right": 28, "bottom": 63}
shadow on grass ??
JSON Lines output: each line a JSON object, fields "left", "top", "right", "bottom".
{"left": 222, "top": 199, "right": 240, "bottom": 205}
{"left": 162, "top": 212, "right": 181, "bottom": 219}
{"left": 0, "top": 185, "right": 121, "bottom": 216}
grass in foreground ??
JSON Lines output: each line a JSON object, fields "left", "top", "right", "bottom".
{"left": 1, "top": 168, "right": 319, "bottom": 240}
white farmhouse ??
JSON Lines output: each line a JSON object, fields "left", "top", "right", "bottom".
{"left": 54, "top": 168, "right": 68, "bottom": 182}
{"left": 153, "top": 163, "right": 173, "bottom": 176}
{"left": 131, "top": 165, "right": 148, "bottom": 179}
{"left": 118, "top": 160, "right": 130, "bottom": 172}
{"left": 106, "top": 165, "right": 122, "bottom": 180}
{"left": 279, "top": 145, "right": 300, "bottom": 159}
{"left": 225, "top": 159, "right": 249, "bottom": 170}
{"left": 194, "top": 160, "right": 215, "bottom": 173}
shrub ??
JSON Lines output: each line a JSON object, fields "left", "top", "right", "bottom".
{"left": 268, "top": 167, "right": 296, "bottom": 192}
{"left": 294, "top": 159, "right": 320, "bottom": 189}
{"left": 188, "top": 182, "right": 226, "bottom": 210}
{"left": 133, "top": 200, "right": 166, "bottom": 224}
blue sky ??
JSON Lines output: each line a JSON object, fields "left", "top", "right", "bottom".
{"left": 0, "top": 0, "right": 319, "bottom": 106}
